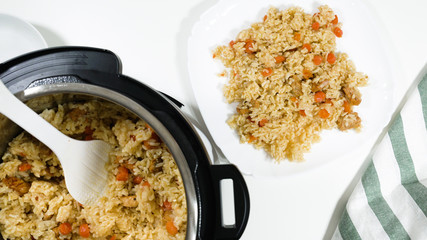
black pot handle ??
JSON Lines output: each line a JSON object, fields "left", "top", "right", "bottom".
{"left": 210, "top": 164, "right": 250, "bottom": 240}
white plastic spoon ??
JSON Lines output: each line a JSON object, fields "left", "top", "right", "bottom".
{"left": 0, "top": 81, "right": 110, "bottom": 205}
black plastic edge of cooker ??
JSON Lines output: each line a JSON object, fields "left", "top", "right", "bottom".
{"left": 0, "top": 46, "right": 250, "bottom": 240}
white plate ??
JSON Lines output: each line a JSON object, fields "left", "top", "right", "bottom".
{"left": 188, "top": 0, "right": 399, "bottom": 177}
{"left": 0, "top": 13, "right": 47, "bottom": 62}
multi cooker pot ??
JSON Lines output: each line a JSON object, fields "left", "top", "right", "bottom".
{"left": 0, "top": 47, "right": 250, "bottom": 240}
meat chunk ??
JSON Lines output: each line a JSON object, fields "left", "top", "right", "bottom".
{"left": 67, "top": 108, "right": 86, "bottom": 121}
{"left": 342, "top": 86, "right": 362, "bottom": 106}
{"left": 2, "top": 177, "right": 30, "bottom": 196}
{"left": 291, "top": 79, "right": 303, "bottom": 97}
{"left": 337, "top": 112, "right": 361, "bottom": 131}
{"left": 121, "top": 195, "right": 138, "bottom": 207}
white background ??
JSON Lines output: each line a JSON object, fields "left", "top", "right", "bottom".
{"left": 1, "top": 0, "right": 426, "bottom": 239}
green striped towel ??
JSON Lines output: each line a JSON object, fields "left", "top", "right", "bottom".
{"left": 333, "top": 65, "right": 427, "bottom": 240}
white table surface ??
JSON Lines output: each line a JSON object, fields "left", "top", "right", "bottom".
{"left": 1, "top": 0, "right": 426, "bottom": 239}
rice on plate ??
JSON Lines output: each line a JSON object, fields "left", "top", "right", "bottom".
{"left": 0, "top": 100, "right": 187, "bottom": 239}
{"left": 213, "top": 5, "right": 368, "bottom": 161}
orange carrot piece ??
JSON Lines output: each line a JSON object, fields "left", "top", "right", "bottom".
{"left": 319, "top": 109, "right": 330, "bottom": 119}
{"left": 229, "top": 40, "right": 235, "bottom": 48}
{"left": 332, "top": 15, "right": 338, "bottom": 24}
{"left": 314, "top": 91, "right": 326, "bottom": 103}
{"left": 163, "top": 200, "right": 173, "bottom": 211}
{"left": 312, "top": 21, "right": 320, "bottom": 30}
{"left": 302, "top": 43, "right": 311, "bottom": 52}
{"left": 133, "top": 176, "right": 143, "bottom": 185}
{"left": 261, "top": 68, "right": 273, "bottom": 77}
{"left": 59, "top": 222, "right": 72, "bottom": 235}
{"left": 334, "top": 27, "right": 343, "bottom": 37}
{"left": 166, "top": 221, "right": 178, "bottom": 235}
{"left": 303, "top": 69, "right": 313, "bottom": 79}
{"left": 18, "top": 163, "right": 32, "bottom": 172}
{"left": 244, "top": 39, "right": 255, "bottom": 53}
{"left": 313, "top": 55, "right": 323, "bottom": 65}
{"left": 327, "top": 52, "right": 336, "bottom": 64}
{"left": 343, "top": 100, "right": 352, "bottom": 113}
{"left": 79, "top": 224, "right": 90, "bottom": 238}
{"left": 116, "top": 166, "right": 129, "bottom": 181}
{"left": 248, "top": 135, "right": 257, "bottom": 143}
{"left": 294, "top": 32, "right": 301, "bottom": 41}
{"left": 275, "top": 56, "right": 286, "bottom": 63}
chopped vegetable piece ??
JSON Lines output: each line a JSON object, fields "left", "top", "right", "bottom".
{"left": 258, "top": 118, "right": 268, "bottom": 127}
{"left": 303, "top": 69, "right": 313, "bottom": 79}
{"left": 79, "top": 224, "right": 90, "bottom": 238}
{"left": 302, "top": 43, "right": 311, "bottom": 52}
{"left": 244, "top": 39, "right": 255, "bottom": 53}
{"left": 312, "top": 21, "right": 320, "bottom": 30}
{"left": 313, "top": 55, "right": 323, "bottom": 65}
{"left": 163, "top": 200, "right": 173, "bottom": 211}
{"left": 18, "top": 163, "right": 32, "bottom": 172}
{"left": 116, "top": 166, "right": 129, "bottom": 181}
{"left": 166, "top": 220, "right": 178, "bottom": 235}
{"left": 229, "top": 40, "right": 235, "bottom": 48}
{"left": 263, "top": 15, "right": 267, "bottom": 21}
{"left": 59, "top": 222, "right": 72, "bottom": 235}
{"left": 236, "top": 107, "right": 249, "bottom": 114}
{"left": 343, "top": 100, "right": 351, "bottom": 113}
{"left": 110, "top": 236, "right": 117, "bottom": 240}
{"left": 327, "top": 52, "right": 336, "bottom": 64}
{"left": 290, "top": 96, "right": 298, "bottom": 102}
{"left": 275, "top": 56, "right": 286, "bottom": 63}
{"left": 299, "top": 110, "right": 306, "bottom": 117}
{"left": 294, "top": 32, "right": 301, "bottom": 41}
{"left": 261, "top": 68, "right": 273, "bottom": 77}
{"left": 133, "top": 176, "right": 143, "bottom": 184}
{"left": 142, "top": 181, "right": 151, "bottom": 188}
{"left": 314, "top": 91, "right": 326, "bottom": 103}
{"left": 212, "top": 54, "right": 216, "bottom": 58}
{"left": 334, "top": 27, "right": 343, "bottom": 37}
{"left": 248, "top": 135, "right": 257, "bottom": 143}
{"left": 319, "top": 109, "right": 330, "bottom": 119}
{"left": 332, "top": 15, "right": 338, "bottom": 24}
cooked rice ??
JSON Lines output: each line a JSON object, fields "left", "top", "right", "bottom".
{"left": 0, "top": 100, "right": 187, "bottom": 239}
{"left": 213, "top": 5, "right": 368, "bottom": 161}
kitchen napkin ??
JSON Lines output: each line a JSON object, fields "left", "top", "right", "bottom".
{"left": 333, "top": 65, "right": 427, "bottom": 240}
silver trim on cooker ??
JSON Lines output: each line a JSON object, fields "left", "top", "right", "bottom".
{"left": 15, "top": 83, "right": 198, "bottom": 240}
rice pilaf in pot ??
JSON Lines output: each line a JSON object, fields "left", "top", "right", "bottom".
{"left": 0, "top": 100, "right": 187, "bottom": 239}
